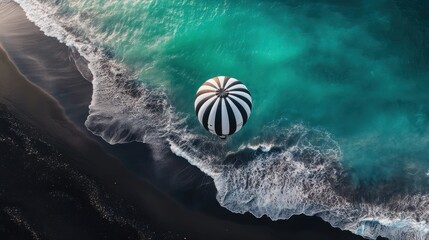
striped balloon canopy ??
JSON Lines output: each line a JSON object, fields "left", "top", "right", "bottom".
{"left": 194, "top": 76, "right": 252, "bottom": 139}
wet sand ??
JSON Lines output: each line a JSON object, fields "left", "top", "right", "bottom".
{"left": 0, "top": 1, "right": 366, "bottom": 239}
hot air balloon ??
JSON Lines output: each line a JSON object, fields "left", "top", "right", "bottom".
{"left": 194, "top": 76, "right": 252, "bottom": 139}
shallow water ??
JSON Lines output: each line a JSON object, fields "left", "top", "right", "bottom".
{"left": 51, "top": 0, "right": 429, "bottom": 194}
{"left": 12, "top": 0, "right": 429, "bottom": 239}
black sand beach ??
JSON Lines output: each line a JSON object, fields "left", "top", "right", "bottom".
{"left": 0, "top": 2, "right": 372, "bottom": 239}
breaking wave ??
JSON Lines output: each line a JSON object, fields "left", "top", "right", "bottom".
{"left": 13, "top": 0, "right": 429, "bottom": 239}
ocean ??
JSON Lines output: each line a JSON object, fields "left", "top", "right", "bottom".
{"left": 12, "top": 0, "right": 429, "bottom": 239}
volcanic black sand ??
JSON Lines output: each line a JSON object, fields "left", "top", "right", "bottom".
{"left": 0, "top": 1, "right": 377, "bottom": 240}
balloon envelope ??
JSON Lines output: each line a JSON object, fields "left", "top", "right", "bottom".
{"left": 195, "top": 76, "right": 252, "bottom": 137}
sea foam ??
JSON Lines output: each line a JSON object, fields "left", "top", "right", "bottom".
{"left": 13, "top": 0, "right": 429, "bottom": 239}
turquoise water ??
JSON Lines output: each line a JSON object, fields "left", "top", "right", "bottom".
{"left": 16, "top": 0, "right": 429, "bottom": 237}
{"left": 54, "top": 0, "right": 429, "bottom": 191}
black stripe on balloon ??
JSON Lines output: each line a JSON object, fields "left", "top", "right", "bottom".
{"left": 229, "top": 97, "right": 248, "bottom": 126}
{"left": 195, "top": 89, "right": 216, "bottom": 98}
{"left": 223, "top": 76, "right": 231, "bottom": 88}
{"left": 213, "top": 77, "right": 221, "bottom": 88}
{"left": 202, "top": 99, "right": 216, "bottom": 131}
{"left": 224, "top": 99, "right": 236, "bottom": 135}
{"left": 203, "top": 81, "right": 218, "bottom": 89}
{"left": 195, "top": 95, "right": 216, "bottom": 117}
{"left": 229, "top": 93, "right": 252, "bottom": 110}
{"left": 215, "top": 98, "right": 223, "bottom": 136}
{"left": 229, "top": 88, "right": 251, "bottom": 96}
{"left": 225, "top": 80, "right": 241, "bottom": 89}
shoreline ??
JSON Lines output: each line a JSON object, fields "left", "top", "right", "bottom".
{"left": 0, "top": 43, "right": 280, "bottom": 240}
{"left": 0, "top": 1, "right": 366, "bottom": 239}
